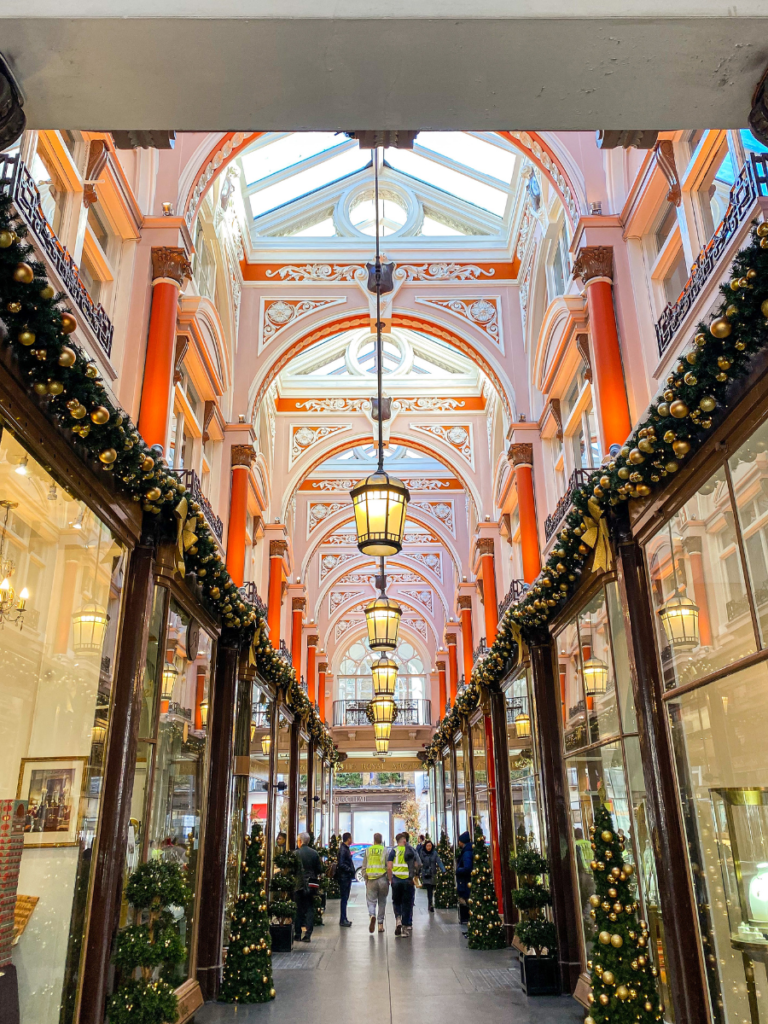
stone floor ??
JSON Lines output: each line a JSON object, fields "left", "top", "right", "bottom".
{"left": 196, "top": 884, "right": 584, "bottom": 1023}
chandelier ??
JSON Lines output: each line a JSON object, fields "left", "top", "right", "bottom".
{"left": 0, "top": 501, "right": 28, "bottom": 628}
{"left": 350, "top": 156, "right": 409, "bottom": 555}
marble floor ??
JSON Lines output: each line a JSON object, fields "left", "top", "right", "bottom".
{"left": 196, "top": 884, "right": 584, "bottom": 1023}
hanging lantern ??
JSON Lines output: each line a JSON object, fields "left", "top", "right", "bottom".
{"left": 72, "top": 602, "right": 109, "bottom": 655}
{"left": 515, "top": 712, "right": 531, "bottom": 739}
{"left": 365, "top": 594, "right": 402, "bottom": 651}
{"left": 375, "top": 737, "right": 390, "bottom": 754}
{"left": 261, "top": 733, "right": 272, "bottom": 756}
{"left": 371, "top": 654, "right": 398, "bottom": 696}
{"left": 91, "top": 721, "right": 108, "bottom": 746}
{"left": 199, "top": 698, "right": 209, "bottom": 728}
{"left": 350, "top": 471, "right": 410, "bottom": 556}
{"left": 370, "top": 693, "right": 396, "bottom": 724}
{"left": 583, "top": 656, "right": 609, "bottom": 695}
{"left": 658, "top": 593, "right": 700, "bottom": 650}
{"left": 250, "top": 719, "right": 258, "bottom": 742}
{"left": 374, "top": 720, "right": 392, "bottom": 743}
{"left": 161, "top": 659, "right": 178, "bottom": 700}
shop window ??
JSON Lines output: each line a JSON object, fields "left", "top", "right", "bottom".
{"left": 471, "top": 718, "right": 489, "bottom": 840}
{"left": 505, "top": 671, "right": 543, "bottom": 854}
{"left": 579, "top": 588, "right": 620, "bottom": 743}
{"left": 31, "top": 149, "right": 66, "bottom": 235}
{"left": 192, "top": 220, "right": 216, "bottom": 300}
{"left": 570, "top": 404, "right": 600, "bottom": 470}
{"left": 697, "top": 142, "right": 736, "bottom": 241}
{"left": 0, "top": 427, "right": 126, "bottom": 1023}
{"left": 272, "top": 713, "right": 291, "bottom": 848}
{"left": 654, "top": 203, "right": 679, "bottom": 257}
{"left": 455, "top": 738, "right": 467, "bottom": 836}
{"left": 443, "top": 753, "right": 454, "bottom": 842}
{"left": 78, "top": 249, "right": 102, "bottom": 306}
{"left": 87, "top": 205, "right": 113, "bottom": 260}
{"left": 729, "top": 418, "right": 768, "bottom": 644}
{"left": 662, "top": 247, "right": 688, "bottom": 306}
{"left": 548, "top": 223, "right": 569, "bottom": 301}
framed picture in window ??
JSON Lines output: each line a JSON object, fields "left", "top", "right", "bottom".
{"left": 16, "top": 757, "right": 88, "bottom": 847}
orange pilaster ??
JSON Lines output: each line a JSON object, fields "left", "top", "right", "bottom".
{"left": 225, "top": 466, "right": 249, "bottom": 587}
{"left": 687, "top": 545, "right": 712, "bottom": 648}
{"left": 509, "top": 443, "right": 541, "bottom": 584}
{"left": 138, "top": 279, "right": 179, "bottom": 450}
{"left": 54, "top": 556, "right": 80, "bottom": 655}
{"left": 437, "top": 661, "right": 447, "bottom": 718}
{"left": 446, "top": 637, "right": 459, "bottom": 706}
{"left": 458, "top": 596, "right": 474, "bottom": 683}
{"left": 267, "top": 540, "right": 286, "bottom": 649}
{"left": 318, "top": 662, "right": 327, "bottom": 723}
{"left": 195, "top": 666, "right": 206, "bottom": 731}
{"left": 291, "top": 598, "right": 305, "bottom": 672}
{"left": 479, "top": 546, "right": 499, "bottom": 645}
{"left": 306, "top": 635, "right": 318, "bottom": 704}
{"left": 484, "top": 711, "right": 503, "bottom": 913}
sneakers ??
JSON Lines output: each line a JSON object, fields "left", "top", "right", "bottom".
{"left": 340, "top": 920, "right": 352, "bottom": 928}
{"left": 395, "top": 919, "right": 402, "bottom": 936}
{"left": 378, "top": 922, "right": 385, "bottom": 933}
{"left": 369, "top": 915, "right": 376, "bottom": 933}
{"left": 403, "top": 925, "right": 412, "bottom": 937}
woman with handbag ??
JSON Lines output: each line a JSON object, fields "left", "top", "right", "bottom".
{"left": 419, "top": 838, "right": 445, "bottom": 913}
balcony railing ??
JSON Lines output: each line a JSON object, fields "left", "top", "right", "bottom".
{"left": 505, "top": 695, "right": 529, "bottom": 725}
{"left": 251, "top": 703, "right": 269, "bottom": 728}
{"left": 473, "top": 637, "right": 490, "bottom": 666}
{"left": 655, "top": 152, "right": 768, "bottom": 356}
{"left": 277, "top": 639, "right": 292, "bottom": 666}
{"left": 178, "top": 469, "right": 224, "bottom": 543}
{"left": 332, "top": 698, "right": 432, "bottom": 727}
{"left": 544, "top": 468, "right": 592, "bottom": 541}
{"left": 239, "top": 582, "right": 267, "bottom": 616}
{"left": 0, "top": 152, "right": 115, "bottom": 356}
{"left": 499, "top": 579, "right": 529, "bottom": 618}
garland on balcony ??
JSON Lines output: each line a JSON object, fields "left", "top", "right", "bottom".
{"left": 0, "top": 197, "right": 341, "bottom": 763}
{"left": 423, "top": 221, "right": 768, "bottom": 767}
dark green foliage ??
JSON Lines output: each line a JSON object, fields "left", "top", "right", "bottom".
{"left": 220, "top": 823, "right": 274, "bottom": 1004}
{"left": 107, "top": 862, "right": 189, "bottom": 1024}
{"left": 510, "top": 837, "right": 556, "bottom": 956}
{"left": 515, "top": 918, "right": 558, "bottom": 956}
{"left": 270, "top": 849, "right": 298, "bottom": 922}
{"left": 309, "top": 834, "right": 328, "bottom": 925}
{"left": 326, "top": 834, "right": 341, "bottom": 899}
{"left": 434, "top": 831, "right": 457, "bottom": 908}
{"left": 585, "top": 804, "right": 662, "bottom": 1024}
{"left": 467, "top": 826, "right": 504, "bottom": 950}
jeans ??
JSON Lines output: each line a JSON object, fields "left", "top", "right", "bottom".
{"left": 391, "top": 877, "right": 415, "bottom": 927}
{"left": 339, "top": 875, "right": 352, "bottom": 922}
{"left": 365, "top": 875, "right": 389, "bottom": 921}
{"left": 423, "top": 882, "right": 434, "bottom": 908}
{"left": 295, "top": 889, "right": 315, "bottom": 938}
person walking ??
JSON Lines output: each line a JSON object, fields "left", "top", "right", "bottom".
{"left": 387, "top": 831, "right": 421, "bottom": 937}
{"left": 338, "top": 831, "right": 355, "bottom": 927}
{"left": 455, "top": 830, "right": 473, "bottom": 923}
{"left": 419, "top": 838, "right": 444, "bottom": 913}
{"left": 294, "top": 832, "right": 323, "bottom": 943}
{"left": 362, "top": 832, "right": 389, "bottom": 933}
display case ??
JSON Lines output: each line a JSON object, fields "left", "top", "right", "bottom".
{"left": 712, "top": 788, "right": 768, "bottom": 953}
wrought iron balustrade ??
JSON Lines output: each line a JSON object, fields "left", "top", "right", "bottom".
{"left": 0, "top": 152, "right": 115, "bottom": 356}
{"left": 178, "top": 469, "right": 224, "bottom": 543}
{"left": 655, "top": 152, "right": 768, "bottom": 356}
{"left": 505, "top": 695, "right": 529, "bottom": 725}
{"left": 473, "top": 637, "right": 490, "bottom": 665}
{"left": 332, "top": 698, "right": 432, "bottom": 728}
{"left": 165, "top": 702, "right": 192, "bottom": 720}
{"left": 251, "top": 703, "right": 269, "bottom": 728}
{"left": 499, "top": 579, "right": 529, "bottom": 617}
{"left": 238, "top": 582, "right": 267, "bottom": 616}
{"left": 277, "top": 639, "right": 292, "bottom": 665}
{"left": 544, "top": 468, "right": 592, "bottom": 541}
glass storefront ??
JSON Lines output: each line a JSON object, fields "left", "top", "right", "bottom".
{"left": 443, "top": 751, "right": 454, "bottom": 842}
{"left": 455, "top": 736, "right": 467, "bottom": 836}
{"left": 272, "top": 712, "right": 291, "bottom": 849}
{"left": 471, "top": 716, "right": 490, "bottom": 840}
{"left": 0, "top": 428, "right": 125, "bottom": 1023}
{"left": 505, "top": 670, "right": 543, "bottom": 854}
{"left": 299, "top": 734, "right": 309, "bottom": 833}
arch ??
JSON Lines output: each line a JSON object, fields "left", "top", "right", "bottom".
{"left": 329, "top": 622, "right": 433, "bottom": 682}
{"left": 324, "top": 594, "right": 440, "bottom": 653}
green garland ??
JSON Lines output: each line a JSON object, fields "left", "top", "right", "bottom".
{"left": 0, "top": 196, "right": 340, "bottom": 764}
{"left": 423, "top": 222, "right": 768, "bottom": 765}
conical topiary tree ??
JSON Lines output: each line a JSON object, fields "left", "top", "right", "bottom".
{"left": 220, "top": 823, "right": 275, "bottom": 1004}
{"left": 585, "top": 804, "right": 663, "bottom": 1024}
{"left": 510, "top": 838, "right": 557, "bottom": 956}
{"left": 434, "top": 831, "right": 457, "bottom": 908}
{"left": 467, "top": 825, "right": 505, "bottom": 949}
{"left": 108, "top": 861, "right": 189, "bottom": 1024}
{"left": 326, "top": 833, "right": 341, "bottom": 899}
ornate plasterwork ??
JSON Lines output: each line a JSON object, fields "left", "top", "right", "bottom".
{"left": 319, "top": 552, "right": 358, "bottom": 582}
{"left": 259, "top": 296, "right": 346, "bottom": 351}
{"left": 573, "top": 246, "right": 613, "bottom": 284}
{"left": 398, "top": 588, "right": 434, "bottom": 614}
{"left": 415, "top": 296, "right": 502, "bottom": 350}
{"left": 151, "top": 247, "right": 193, "bottom": 286}
{"left": 266, "top": 263, "right": 367, "bottom": 283}
{"left": 338, "top": 568, "right": 425, "bottom": 587}
{"left": 296, "top": 398, "right": 371, "bottom": 413}
{"left": 291, "top": 424, "right": 350, "bottom": 466}
{"left": 399, "top": 478, "right": 450, "bottom": 491}
{"left": 396, "top": 263, "right": 496, "bottom": 282}
{"left": 185, "top": 131, "right": 257, "bottom": 229}
{"left": 323, "top": 524, "right": 360, "bottom": 545}
{"left": 392, "top": 397, "right": 466, "bottom": 413}
{"left": 330, "top": 589, "right": 365, "bottom": 613}
{"left": 516, "top": 201, "right": 536, "bottom": 260}
{"left": 406, "top": 551, "right": 442, "bottom": 580}
{"left": 402, "top": 615, "right": 428, "bottom": 640}
{"left": 410, "top": 424, "right": 473, "bottom": 468}
{"left": 311, "top": 478, "right": 360, "bottom": 491}
{"left": 519, "top": 259, "right": 533, "bottom": 332}
{"left": 403, "top": 526, "right": 439, "bottom": 545}
{"left": 335, "top": 617, "right": 362, "bottom": 641}
{"left": 411, "top": 500, "right": 455, "bottom": 535}
{"left": 506, "top": 130, "right": 579, "bottom": 223}
{"left": 308, "top": 501, "right": 349, "bottom": 535}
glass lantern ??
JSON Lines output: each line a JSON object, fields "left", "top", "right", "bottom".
{"left": 515, "top": 712, "right": 531, "bottom": 739}
{"left": 658, "top": 593, "right": 700, "bottom": 650}
{"left": 711, "top": 787, "right": 768, "bottom": 949}
{"left": 371, "top": 655, "right": 397, "bottom": 696}
{"left": 72, "top": 602, "right": 109, "bottom": 655}
{"left": 583, "top": 656, "right": 608, "bottom": 695}
{"left": 350, "top": 471, "right": 410, "bottom": 556}
{"left": 365, "top": 595, "right": 402, "bottom": 651}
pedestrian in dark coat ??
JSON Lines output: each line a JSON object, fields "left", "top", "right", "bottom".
{"left": 419, "top": 839, "right": 445, "bottom": 911}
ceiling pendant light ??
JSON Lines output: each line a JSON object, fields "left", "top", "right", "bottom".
{"left": 371, "top": 653, "right": 398, "bottom": 696}
{"left": 374, "top": 720, "right": 392, "bottom": 746}
{"left": 351, "top": 154, "right": 409, "bottom": 556}
{"left": 375, "top": 736, "right": 390, "bottom": 755}
{"left": 365, "top": 559, "right": 402, "bottom": 651}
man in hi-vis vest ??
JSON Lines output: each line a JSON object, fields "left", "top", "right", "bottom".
{"left": 362, "top": 832, "right": 389, "bottom": 933}
{"left": 387, "top": 831, "right": 421, "bottom": 937}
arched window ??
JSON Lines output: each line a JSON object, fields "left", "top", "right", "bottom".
{"left": 337, "top": 636, "right": 426, "bottom": 702}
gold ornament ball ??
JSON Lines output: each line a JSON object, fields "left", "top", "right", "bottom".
{"left": 610, "top": 933, "right": 624, "bottom": 948}
{"left": 683, "top": 371, "right": 697, "bottom": 385}
{"left": 629, "top": 448, "right": 645, "bottom": 464}
{"left": 645, "top": 1001, "right": 653, "bottom": 1012}
{"left": 0, "top": 229, "right": 14, "bottom": 248}
{"left": 40, "top": 285, "right": 55, "bottom": 301}
{"left": 71, "top": 404, "right": 88, "bottom": 419}
{"left": 616, "top": 984, "right": 629, "bottom": 1001}
{"left": 85, "top": 362, "right": 99, "bottom": 378}
{"left": 17, "top": 329, "right": 35, "bottom": 346}
{"left": 13, "top": 262, "right": 34, "bottom": 284}
{"left": 669, "top": 400, "right": 689, "bottom": 419}
{"left": 601, "top": 830, "right": 613, "bottom": 842}
{"left": 599, "top": 994, "right": 610, "bottom": 1006}
{"left": 598, "top": 931, "right": 612, "bottom": 945}
{"left": 672, "top": 439, "right": 691, "bottom": 457}
{"left": 58, "top": 346, "right": 77, "bottom": 367}
{"left": 717, "top": 355, "right": 732, "bottom": 370}
{"left": 585, "top": 1017, "right": 596, "bottom": 1024}
{"left": 736, "top": 340, "right": 747, "bottom": 350}
{"left": 589, "top": 894, "right": 601, "bottom": 907}
{"left": 635, "top": 483, "right": 652, "bottom": 497}
{"left": 665, "top": 460, "right": 679, "bottom": 473}
{"left": 145, "top": 486, "right": 162, "bottom": 501}
{"left": 270, "top": 989, "right": 276, "bottom": 998}
{"left": 600, "top": 475, "right": 611, "bottom": 488}
{"left": 90, "top": 406, "right": 111, "bottom": 425}
{"left": 602, "top": 970, "right": 615, "bottom": 986}
{"left": 699, "top": 395, "right": 717, "bottom": 413}
{"left": 624, "top": 863, "right": 634, "bottom": 876}
{"left": 99, "top": 448, "right": 117, "bottom": 465}
{"left": 617, "top": 466, "right": 630, "bottom": 480}
{"left": 33, "top": 382, "right": 48, "bottom": 395}
{"left": 710, "top": 317, "right": 732, "bottom": 338}
{"left": 60, "top": 312, "right": 77, "bottom": 334}
{"left": 6, "top": 300, "right": 21, "bottom": 313}
{"left": 141, "top": 456, "right": 155, "bottom": 472}
{"left": 725, "top": 304, "right": 739, "bottom": 318}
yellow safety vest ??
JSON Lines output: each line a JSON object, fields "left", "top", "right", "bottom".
{"left": 366, "top": 844, "right": 386, "bottom": 878}
{"left": 392, "top": 845, "right": 410, "bottom": 879}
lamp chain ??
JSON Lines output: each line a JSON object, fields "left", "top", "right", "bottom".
{"left": 374, "top": 156, "right": 384, "bottom": 473}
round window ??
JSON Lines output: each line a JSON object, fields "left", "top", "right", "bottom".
{"left": 349, "top": 190, "right": 407, "bottom": 236}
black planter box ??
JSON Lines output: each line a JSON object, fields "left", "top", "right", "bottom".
{"left": 520, "top": 953, "right": 560, "bottom": 996}
{"left": 458, "top": 902, "right": 470, "bottom": 924}
{"left": 270, "top": 923, "right": 294, "bottom": 952}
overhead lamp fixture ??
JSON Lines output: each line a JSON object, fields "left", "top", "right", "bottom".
{"left": 657, "top": 524, "right": 700, "bottom": 651}
{"left": 72, "top": 602, "right": 108, "bottom": 654}
{"left": 250, "top": 719, "right": 257, "bottom": 743}
{"left": 370, "top": 693, "right": 396, "bottom": 725}
{"left": 583, "top": 656, "right": 609, "bottom": 695}
{"left": 374, "top": 720, "right": 392, "bottom": 744}
{"left": 161, "top": 658, "right": 179, "bottom": 701}
{"left": 350, "top": 155, "right": 409, "bottom": 556}
{"left": 0, "top": 506, "right": 27, "bottom": 626}
{"left": 375, "top": 736, "right": 390, "bottom": 755}
{"left": 199, "top": 697, "right": 209, "bottom": 729}
{"left": 515, "top": 712, "right": 531, "bottom": 739}
{"left": 261, "top": 733, "right": 271, "bottom": 756}
{"left": 365, "top": 564, "right": 402, "bottom": 651}
{"left": 70, "top": 508, "right": 85, "bottom": 530}
{"left": 14, "top": 455, "right": 28, "bottom": 476}
{"left": 371, "top": 654, "right": 397, "bottom": 697}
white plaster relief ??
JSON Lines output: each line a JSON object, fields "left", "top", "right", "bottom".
{"left": 411, "top": 500, "right": 455, "bottom": 535}
{"left": 398, "top": 588, "right": 434, "bottom": 614}
{"left": 329, "top": 589, "right": 365, "bottom": 613}
{"left": 266, "top": 264, "right": 367, "bottom": 283}
{"left": 319, "top": 552, "right": 358, "bottom": 582}
{"left": 290, "top": 424, "right": 351, "bottom": 466}
{"left": 410, "top": 424, "right": 473, "bottom": 468}
{"left": 415, "top": 295, "right": 502, "bottom": 351}
{"left": 308, "top": 501, "right": 349, "bottom": 535}
{"left": 258, "top": 296, "right": 346, "bottom": 351}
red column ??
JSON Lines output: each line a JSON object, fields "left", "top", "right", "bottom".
{"left": 291, "top": 597, "right": 306, "bottom": 671}
{"left": 446, "top": 634, "right": 459, "bottom": 705}
{"left": 267, "top": 540, "right": 287, "bottom": 648}
{"left": 195, "top": 666, "right": 206, "bottom": 731}
{"left": 458, "top": 595, "right": 474, "bottom": 682}
{"left": 574, "top": 246, "right": 632, "bottom": 451}
{"left": 478, "top": 540, "right": 499, "bottom": 645}
{"left": 138, "top": 248, "right": 190, "bottom": 450}
{"left": 685, "top": 540, "right": 712, "bottom": 648}
{"left": 54, "top": 554, "right": 80, "bottom": 655}
{"left": 317, "top": 661, "right": 327, "bottom": 722}
{"left": 306, "top": 634, "right": 318, "bottom": 704}
{"left": 509, "top": 444, "right": 541, "bottom": 583}
{"left": 437, "top": 660, "right": 447, "bottom": 718}
{"left": 225, "top": 466, "right": 249, "bottom": 587}
{"left": 484, "top": 711, "right": 503, "bottom": 913}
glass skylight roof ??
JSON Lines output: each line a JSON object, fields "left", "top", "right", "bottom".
{"left": 249, "top": 147, "right": 370, "bottom": 218}
{"left": 385, "top": 149, "right": 508, "bottom": 216}
{"left": 240, "top": 132, "right": 345, "bottom": 185}
{"left": 416, "top": 132, "right": 516, "bottom": 183}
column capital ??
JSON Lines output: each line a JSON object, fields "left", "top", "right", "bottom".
{"left": 508, "top": 442, "right": 533, "bottom": 468}
{"left": 573, "top": 244, "right": 613, "bottom": 285}
{"left": 444, "top": 632, "right": 458, "bottom": 646}
{"left": 476, "top": 537, "right": 495, "bottom": 557}
{"left": 292, "top": 596, "right": 307, "bottom": 612}
{"left": 151, "top": 245, "right": 192, "bottom": 286}
{"left": 306, "top": 634, "right": 320, "bottom": 647}
{"left": 269, "top": 539, "right": 288, "bottom": 559}
{"left": 231, "top": 443, "right": 256, "bottom": 468}
{"left": 317, "top": 662, "right": 328, "bottom": 674}
{"left": 457, "top": 595, "right": 473, "bottom": 611}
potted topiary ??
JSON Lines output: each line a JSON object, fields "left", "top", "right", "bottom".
{"left": 269, "top": 849, "right": 298, "bottom": 952}
{"left": 510, "top": 840, "right": 559, "bottom": 996}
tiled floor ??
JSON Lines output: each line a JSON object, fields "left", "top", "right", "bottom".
{"left": 196, "top": 884, "right": 583, "bottom": 1023}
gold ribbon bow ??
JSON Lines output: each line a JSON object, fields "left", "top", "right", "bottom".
{"left": 581, "top": 498, "right": 613, "bottom": 574}
{"left": 509, "top": 619, "right": 524, "bottom": 667}
{"left": 173, "top": 497, "right": 199, "bottom": 577}
{"left": 248, "top": 619, "right": 266, "bottom": 667}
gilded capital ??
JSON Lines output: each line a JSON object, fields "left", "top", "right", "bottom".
{"left": 476, "top": 538, "right": 495, "bottom": 557}
{"left": 231, "top": 444, "right": 257, "bottom": 468}
{"left": 269, "top": 539, "right": 288, "bottom": 558}
{"left": 458, "top": 595, "right": 473, "bottom": 611}
{"left": 444, "top": 633, "right": 458, "bottom": 646}
{"left": 307, "top": 634, "right": 320, "bottom": 647}
{"left": 318, "top": 662, "right": 328, "bottom": 674}
{"left": 509, "top": 442, "right": 533, "bottom": 468}
{"left": 151, "top": 246, "right": 192, "bottom": 286}
{"left": 292, "top": 597, "right": 307, "bottom": 612}
{"left": 573, "top": 245, "right": 613, "bottom": 284}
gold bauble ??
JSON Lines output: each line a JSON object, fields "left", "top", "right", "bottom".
{"left": 593, "top": 486, "right": 604, "bottom": 498}
{"left": 730, "top": 277, "right": 741, "bottom": 291}
{"left": 0, "top": 229, "right": 14, "bottom": 248}
{"left": 601, "top": 830, "right": 613, "bottom": 842}
{"left": 270, "top": 989, "right": 276, "bottom": 998}
{"left": 725, "top": 304, "right": 739, "bottom": 318}
{"left": 710, "top": 317, "right": 732, "bottom": 338}
{"left": 589, "top": 894, "right": 601, "bottom": 907}
{"left": 60, "top": 312, "right": 77, "bottom": 334}
{"left": 699, "top": 395, "right": 716, "bottom": 413}
{"left": 666, "top": 460, "right": 679, "bottom": 473}
{"left": 141, "top": 456, "right": 154, "bottom": 472}
{"left": 145, "top": 487, "right": 162, "bottom": 501}
{"left": 599, "top": 994, "right": 610, "bottom": 1006}
{"left": 635, "top": 483, "right": 652, "bottom": 497}
{"left": 717, "top": 355, "right": 732, "bottom": 370}
{"left": 750, "top": 268, "right": 760, "bottom": 280}
{"left": 685, "top": 349, "right": 697, "bottom": 364}
{"left": 758, "top": 223, "right": 768, "bottom": 237}
{"left": 736, "top": 340, "right": 747, "bottom": 350}
{"left": 672, "top": 439, "right": 690, "bottom": 457}
{"left": 638, "top": 439, "right": 654, "bottom": 453}
{"left": 762, "top": 237, "right": 768, "bottom": 248}
{"left": 739, "top": 277, "right": 749, "bottom": 288}
{"left": 616, "top": 984, "right": 629, "bottom": 1000}
{"left": 609, "top": 912, "right": 618, "bottom": 921}
{"left": 683, "top": 371, "right": 697, "bottom": 385}
{"left": 669, "top": 400, "right": 689, "bottom": 419}
{"left": 33, "top": 382, "right": 48, "bottom": 395}
{"left": 13, "top": 262, "right": 34, "bottom": 284}
{"left": 716, "top": 371, "right": 729, "bottom": 382}
{"left": 40, "top": 285, "right": 55, "bottom": 301}
{"left": 98, "top": 448, "right": 117, "bottom": 465}
{"left": 656, "top": 402, "right": 670, "bottom": 418}
{"left": 617, "top": 466, "right": 630, "bottom": 479}
{"left": 17, "top": 329, "right": 35, "bottom": 346}
{"left": 598, "top": 931, "right": 611, "bottom": 945}
{"left": 644, "top": 1002, "right": 653, "bottom": 1012}
{"left": 71, "top": 404, "right": 87, "bottom": 419}
{"left": 600, "top": 475, "right": 611, "bottom": 488}
{"left": 58, "top": 346, "right": 77, "bottom": 367}
{"left": 602, "top": 970, "right": 615, "bottom": 986}
{"left": 610, "top": 933, "right": 624, "bottom": 948}
{"left": 31, "top": 347, "right": 47, "bottom": 361}
{"left": 628, "top": 448, "right": 645, "bottom": 464}
{"left": 90, "top": 406, "right": 111, "bottom": 424}
{"left": 85, "top": 362, "right": 99, "bottom": 378}
{"left": 578, "top": 543, "right": 588, "bottom": 555}
{"left": 6, "top": 300, "right": 21, "bottom": 313}
{"left": 663, "top": 389, "right": 675, "bottom": 402}
{"left": 624, "top": 863, "right": 634, "bottom": 876}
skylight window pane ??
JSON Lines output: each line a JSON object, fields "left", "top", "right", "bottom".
{"left": 388, "top": 150, "right": 507, "bottom": 216}
{"left": 289, "top": 217, "right": 337, "bottom": 237}
{"left": 250, "top": 149, "right": 370, "bottom": 217}
{"left": 420, "top": 215, "right": 466, "bottom": 237}
{"left": 417, "top": 133, "right": 516, "bottom": 183}
{"left": 241, "top": 133, "right": 345, "bottom": 185}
